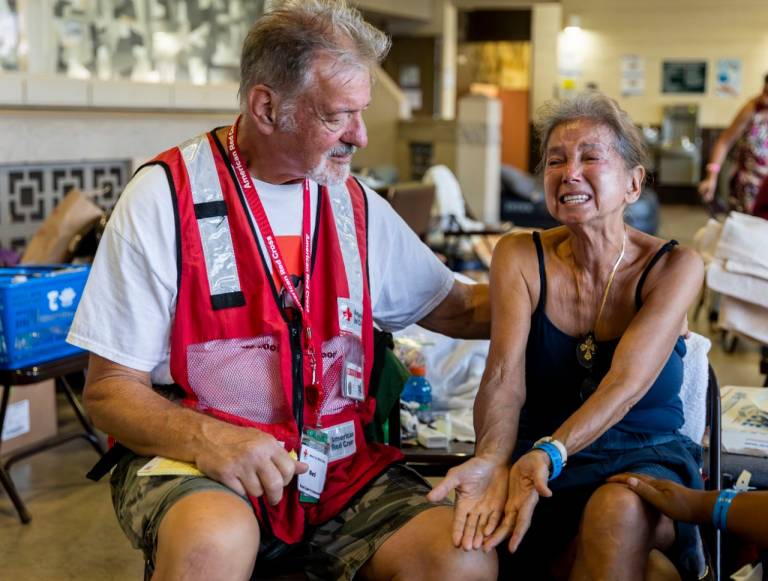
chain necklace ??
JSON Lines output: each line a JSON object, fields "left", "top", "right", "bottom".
{"left": 575, "top": 230, "right": 627, "bottom": 369}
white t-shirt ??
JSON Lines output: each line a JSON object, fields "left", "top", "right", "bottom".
{"left": 67, "top": 164, "right": 454, "bottom": 385}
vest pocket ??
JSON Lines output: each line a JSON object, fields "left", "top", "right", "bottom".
{"left": 320, "top": 334, "right": 364, "bottom": 416}
{"left": 187, "top": 336, "right": 291, "bottom": 424}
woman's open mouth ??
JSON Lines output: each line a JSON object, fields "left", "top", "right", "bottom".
{"left": 559, "top": 193, "right": 592, "bottom": 205}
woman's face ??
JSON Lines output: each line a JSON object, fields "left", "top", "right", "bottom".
{"left": 543, "top": 119, "right": 643, "bottom": 226}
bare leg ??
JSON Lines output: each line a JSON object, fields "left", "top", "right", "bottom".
{"left": 358, "top": 506, "right": 498, "bottom": 581}
{"left": 645, "top": 549, "right": 682, "bottom": 581}
{"left": 153, "top": 491, "right": 260, "bottom": 581}
{"left": 570, "top": 483, "right": 676, "bottom": 581}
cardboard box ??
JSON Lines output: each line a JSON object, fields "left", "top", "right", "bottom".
{"left": 1, "top": 380, "right": 58, "bottom": 457}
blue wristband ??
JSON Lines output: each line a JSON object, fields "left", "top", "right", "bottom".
{"left": 712, "top": 489, "right": 740, "bottom": 530}
{"left": 532, "top": 441, "right": 564, "bottom": 480}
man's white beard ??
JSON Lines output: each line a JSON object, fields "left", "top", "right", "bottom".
{"left": 307, "top": 156, "right": 351, "bottom": 186}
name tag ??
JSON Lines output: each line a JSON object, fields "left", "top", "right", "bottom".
{"left": 338, "top": 298, "right": 363, "bottom": 337}
{"left": 298, "top": 428, "right": 329, "bottom": 501}
{"left": 322, "top": 420, "right": 357, "bottom": 462}
{"left": 342, "top": 362, "right": 365, "bottom": 401}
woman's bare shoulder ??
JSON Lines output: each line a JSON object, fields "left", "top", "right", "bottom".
{"left": 635, "top": 231, "right": 704, "bottom": 294}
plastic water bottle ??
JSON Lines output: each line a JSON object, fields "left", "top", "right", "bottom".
{"left": 401, "top": 365, "right": 432, "bottom": 414}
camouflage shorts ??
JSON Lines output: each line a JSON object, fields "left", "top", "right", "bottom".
{"left": 111, "top": 453, "right": 449, "bottom": 580}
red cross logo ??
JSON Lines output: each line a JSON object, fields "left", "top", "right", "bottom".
{"left": 343, "top": 307, "right": 353, "bottom": 322}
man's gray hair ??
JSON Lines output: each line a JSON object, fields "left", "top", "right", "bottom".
{"left": 535, "top": 92, "right": 650, "bottom": 181}
{"left": 238, "top": 0, "right": 391, "bottom": 112}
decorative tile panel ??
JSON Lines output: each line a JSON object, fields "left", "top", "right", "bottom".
{"left": 0, "top": 160, "right": 131, "bottom": 252}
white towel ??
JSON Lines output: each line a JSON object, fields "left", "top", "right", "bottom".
{"left": 715, "top": 212, "right": 768, "bottom": 271}
{"left": 680, "top": 332, "right": 712, "bottom": 445}
{"left": 707, "top": 262, "right": 768, "bottom": 309}
{"left": 719, "top": 296, "right": 768, "bottom": 344}
{"left": 724, "top": 258, "right": 768, "bottom": 281}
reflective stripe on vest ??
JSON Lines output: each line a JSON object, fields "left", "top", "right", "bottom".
{"left": 328, "top": 183, "right": 364, "bottom": 338}
{"left": 179, "top": 135, "right": 245, "bottom": 310}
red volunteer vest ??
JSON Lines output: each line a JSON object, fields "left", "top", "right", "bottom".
{"left": 151, "top": 129, "right": 402, "bottom": 544}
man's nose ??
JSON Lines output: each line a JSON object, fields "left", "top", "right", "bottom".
{"left": 343, "top": 112, "right": 367, "bottom": 149}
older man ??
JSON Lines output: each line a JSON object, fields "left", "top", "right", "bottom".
{"left": 68, "top": 1, "right": 495, "bottom": 580}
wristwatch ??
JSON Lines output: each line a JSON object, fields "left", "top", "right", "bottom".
{"left": 532, "top": 436, "right": 568, "bottom": 466}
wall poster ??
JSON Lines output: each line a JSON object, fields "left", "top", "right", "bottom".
{"left": 49, "top": 0, "right": 265, "bottom": 84}
{"left": 662, "top": 60, "right": 707, "bottom": 94}
{"left": 0, "top": 0, "right": 23, "bottom": 71}
{"left": 715, "top": 58, "right": 742, "bottom": 97}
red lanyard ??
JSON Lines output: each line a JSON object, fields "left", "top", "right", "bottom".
{"left": 226, "top": 116, "right": 320, "bottom": 394}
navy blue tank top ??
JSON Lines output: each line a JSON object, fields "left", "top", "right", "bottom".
{"left": 519, "top": 232, "right": 686, "bottom": 438}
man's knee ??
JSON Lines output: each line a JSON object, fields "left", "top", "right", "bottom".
{"left": 366, "top": 506, "right": 497, "bottom": 581}
{"left": 154, "top": 491, "right": 259, "bottom": 581}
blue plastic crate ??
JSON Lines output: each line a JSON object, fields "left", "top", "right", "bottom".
{"left": 0, "top": 265, "right": 90, "bottom": 369}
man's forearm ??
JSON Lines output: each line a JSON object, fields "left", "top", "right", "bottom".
{"left": 419, "top": 281, "right": 490, "bottom": 339}
{"left": 85, "top": 374, "right": 224, "bottom": 462}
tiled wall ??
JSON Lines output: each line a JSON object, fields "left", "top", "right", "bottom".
{"left": 0, "top": 160, "right": 130, "bottom": 251}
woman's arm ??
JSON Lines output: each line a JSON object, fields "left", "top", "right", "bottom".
{"left": 698, "top": 97, "right": 757, "bottom": 202}
{"left": 428, "top": 233, "right": 535, "bottom": 549}
{"left": 610, "top": 474, "right": 768, "bottom": 548}
{"left": 551, "top": 245, "right": 705, "bottom": 456}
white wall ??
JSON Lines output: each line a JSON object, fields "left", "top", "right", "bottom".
{"left": 558, "top": 0, "right": 768, "bottom": 126}
{"left": 0, "top": 109, "right": 235, "bottom": 167}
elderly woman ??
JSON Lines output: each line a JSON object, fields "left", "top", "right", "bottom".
{"left": 429, "top": 92, "right": 705, "bottom": 579}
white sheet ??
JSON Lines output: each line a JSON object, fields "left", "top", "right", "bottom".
{"left": 714, "top": 212, "right": 768, "bottom": 271}
{"left": 706, "top": 261, "right": 768, "bottom": 309}
{"left": 719, "top": 296, "right": 768, "bottom": 344}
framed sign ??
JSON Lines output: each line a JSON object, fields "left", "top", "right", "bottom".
{"left": 662, "top": 61, "right": 707, "bottom": 94}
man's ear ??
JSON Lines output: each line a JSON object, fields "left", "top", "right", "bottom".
{"left": 246, "top": 84, "right": 277, "bottom": 134}
{"left": 626, "top": 165, "right": 645, "bottom": 203}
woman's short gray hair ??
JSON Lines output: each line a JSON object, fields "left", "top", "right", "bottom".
{"left": 238, "top": 0, "right": 391, "bottom": 111}
{"left": 535, "top": 92, "right": 650, "bottom": 181}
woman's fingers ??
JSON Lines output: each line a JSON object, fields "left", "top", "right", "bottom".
{"left": 507, "top": 492, "right": 540, "bottom": 553}
{"left": 483, "top": 506, "right": 515, "bottom": 550}
{"left": 461, "top": 511, "right": 481, "bottom": 550}
{"left": 483, "top": 509, "right": 502, "bottom": 537}
{"left": 451, "top": 505, "right": 469, "bottom": 547}
{"left": 472, "top": 511, "right": 491, "bottom": 549}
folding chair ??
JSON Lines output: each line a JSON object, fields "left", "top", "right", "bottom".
{"left": 703, "top": 364, "right": 723, "bottom": 581}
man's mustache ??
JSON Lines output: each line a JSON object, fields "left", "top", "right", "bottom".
{"left": 328, "top": 144, "right": 356, "bottom": 157}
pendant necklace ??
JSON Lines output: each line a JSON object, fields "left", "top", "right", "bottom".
{"left": 575, "top": 230, "right": 627, "bottom": 369}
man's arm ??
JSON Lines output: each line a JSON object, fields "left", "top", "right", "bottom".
{"left": 417, "top": 280, "right": 490, "bottom": 339}
{"left": 84, "top": 354, "right": 306, "bottom": 504}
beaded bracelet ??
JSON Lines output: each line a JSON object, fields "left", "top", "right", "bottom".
{"left": 532, "top": 441, "right": 564, "bottom": 480}
{"left": 706, "top": 162, "right": 722, "bottom": 174}
{"left": 712, "top": 489, "right": 741, "bottom": 530}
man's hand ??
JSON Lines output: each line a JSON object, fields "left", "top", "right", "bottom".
{"left": 194, "top": 421, "right": 308, "bottom": 505}
{"left": 483, "top": 450, "right": 551, "bottom": 553}
{"left": 608, "top": 473, "right": 705, "bottom": 523}
{"left": 427, "top": 457, "right": 508, "bottom": 551}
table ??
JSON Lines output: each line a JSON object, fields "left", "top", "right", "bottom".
{"left": 0, "top": 353, "right": 105, "bottom": 523}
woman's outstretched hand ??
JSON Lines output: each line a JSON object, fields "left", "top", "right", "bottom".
{"left": 428, "top": 456, "right": 509, "bottom": 551}
{"left": 482, "top": 449, "right": 552, "bottom": 553}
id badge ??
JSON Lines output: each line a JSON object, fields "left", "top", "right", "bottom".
{"left": 342, "top": 362, "right": 365, "bottom": 401}
{"left": 298, "top": 427, "right": 330, "bottom": 503}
